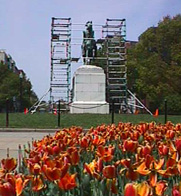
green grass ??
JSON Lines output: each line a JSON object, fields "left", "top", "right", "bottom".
{"left": 0, "top": 113, "right": 180, "bottom": 129}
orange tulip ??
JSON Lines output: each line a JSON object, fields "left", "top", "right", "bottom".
{"left": 28, "top": 163, "right": 41, "bottom": 175}
{"left": 137, "top": 181, "right": 151, "bottom": 196}
{"left": 120, "top": 159, "right": 131, "bottom": 168}
{"left": 136, "top": 161, "right": 151, "bottom": 175}
{"left": 60, "top": 163, "right": 70, "bottom": 179}
{"left": 155, "top": 181, "right": 168, "bottom": 196}
{"left": 67, "top": 147, "right": 80, "bottom": 165}
{"left": 130, "top": 130, "right": 140, "bottom": 141}
{"left": 84, "top": 160, "right": 101, "bottom": 180}
{"left": 1, "top": 158, "right": 17, "bottom": 172}
{"left": 15, "top": 176, "right": 29, "bottom": 196}
{"left": 103, "top": 165, "right": 116, "bottom": 179}
{"left": 119, "top": 159, "right": 139, "bottom": 181}
{"left": 84, "top": 160, "right": 97, "bottom": 175}
{"left": 32, "top": 175, "right": 44, "bottom": 192}
{"left": 124, "top": 183, "right": 137, "bottom": 196}
{"left": 42, "top": 165, "right": 61, "bottom": 181}
{"left": 42, "top": 156, "right": 56, "bottom": 168}
{"left": 96, "top": 145, "right": 114, "bottom": 162}
{"left": 149, "top": 172, "right": 157, "bottom": 187}
{"left": 120, "top": 131, "right": 129, "bottom": 140}
{"left": 0, "top": 169, "right": 5, "bottom": 178}
{"left": 70, "top": 149, "right": 80, "bottom": 165}
{"left": 177, "top": 159, "right": 181, "bottom": 174}
{"left": 92, "top": 135, "right": 106, "bottom": 146}
{"left": 58, "top": 173, "right": 77, "bottom": 190}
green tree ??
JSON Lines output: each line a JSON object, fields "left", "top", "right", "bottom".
{"left": 127, "top": 14, "right": 181, "bottom": 114}
{"left": 0, "top": 62, "right": 38, "bottom": 112}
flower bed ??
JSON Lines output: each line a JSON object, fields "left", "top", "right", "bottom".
{"left": 0, "top": 122, "right": 181, "bottom": 195}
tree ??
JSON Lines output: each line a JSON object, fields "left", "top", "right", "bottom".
{"left": 0, "top": 62, "right": 38, "bottom": 112}
{"left": 127, "top": 14, "right": 181, "bottom": 114}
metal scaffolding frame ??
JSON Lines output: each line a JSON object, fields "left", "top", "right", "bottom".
{"left": 102, "top": 18, "right": 127, "bottom": 112}
{"left": 27, "top": 18, "right": 152, "bottom": 115}
{"left": 50, "top": 17, "right": 71, "bottom": 104}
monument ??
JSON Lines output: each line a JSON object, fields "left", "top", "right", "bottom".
{"left": 70, "top": 21, "right": 109, "bottom": 114}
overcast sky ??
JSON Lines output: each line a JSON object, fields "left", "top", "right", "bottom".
{"left": 0, "top": 0, "right": 180, "bottom": 100}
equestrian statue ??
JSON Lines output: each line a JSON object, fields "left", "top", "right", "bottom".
{"left": 82, "top": 21, "right": 97, "bottom": 65}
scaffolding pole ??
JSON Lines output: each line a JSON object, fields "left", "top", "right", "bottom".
{"left": 50, "top": 17, "right": 71, "bottom": 104}
{"left": 102, "top": 18, "right": 127, "bottom": 112}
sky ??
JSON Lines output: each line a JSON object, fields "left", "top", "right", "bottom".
{"left": 0, "top": 0, "right": 180, "bottom": 101}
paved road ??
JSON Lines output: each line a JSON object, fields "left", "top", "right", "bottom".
{"left": 0, "top": 131, "right": 55, "bottom": 159}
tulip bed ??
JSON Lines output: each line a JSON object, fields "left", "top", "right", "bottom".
{"left": 0, "top": 121, "right": 181, "bottom": 196}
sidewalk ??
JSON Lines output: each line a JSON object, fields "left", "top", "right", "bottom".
{"left": 0, "top": 128, "right": 59, "bottom": 132}
{"left": 0, "top": 129, "right": 58, "bottom": 159}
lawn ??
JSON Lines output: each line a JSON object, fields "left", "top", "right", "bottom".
{"left": 0, "top": 112, "right": 180, "bottom": 129}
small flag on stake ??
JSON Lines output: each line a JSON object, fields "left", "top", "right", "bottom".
{"left": 54, "top": 108, "right": 57, "bottom": 115}
{"left": 153, "top": 109, "right": 159, "bottom": 117}
{"left": 24, "top": 108, "right": 28, "bottom": 115}
{"left": 134, "top": 110, "right": 139, "bottom": 115}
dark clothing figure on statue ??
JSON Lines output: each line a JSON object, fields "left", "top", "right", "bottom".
{"left": 82, "top": 21, "right": 97, "bottom": 64}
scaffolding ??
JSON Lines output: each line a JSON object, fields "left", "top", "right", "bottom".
{"left": 50, "top": 17, "right": 71, "bottom": 104}
{"left": 102, "top": 19, "right": 127, "bottom": 112}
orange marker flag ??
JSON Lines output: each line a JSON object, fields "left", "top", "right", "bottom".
{"left": 24, "top": 108, "right": 28, "bottom": 115}
{"left": 54, "top": 108, "right": 57, "bottom": 115}
{"left": 153, "top": 109, "right": 159, "bottom": 117}
{"left": 134, "top": 110, "right": 139, "bottom": 115}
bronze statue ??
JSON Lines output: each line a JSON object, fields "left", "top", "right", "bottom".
{"left": 82, "top": 21, "right": 97, "bottom": 64}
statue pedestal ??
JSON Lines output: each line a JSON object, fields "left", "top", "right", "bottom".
{"left": 70, "top": 65, "right": 109, "bottom": 114}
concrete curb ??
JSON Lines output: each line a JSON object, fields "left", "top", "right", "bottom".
{"left": 0, "top": 128, "right": 90, "bottom": 133}
{"left": 0, "top": 128, "right": 60, "bottom": 133}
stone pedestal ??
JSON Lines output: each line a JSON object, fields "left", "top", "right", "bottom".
{"left": 70, "top": 65, "right": 109, "bottom": 114}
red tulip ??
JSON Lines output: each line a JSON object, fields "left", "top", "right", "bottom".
{"left": 1, "top": 158, "right": 17, "bottom": 172}
{"left": 124, "top": 183, "right": 137, "bottom": 196}
{"left": 172, "top": 186, "right": 181, "bottom": 196}
{"left": 97, "top": 158, "right": 103, "bottom": 173}
{"left": 123, "top": 140, "right": 138, "bottom": 153}
{"left": 175, "top": 138, "right": 181, "bottom": 152}
{"left": 0, "top": 182, "right": 16, "bottom": 196}
{"left": 80, "top": 136, "right": 89, "bottom": 148}
{"left": 103, "top": 165, "right": 116, "bottom": 179}
{"left": 141, "top": 145, "right": 152, "bottom": 157}
{"left": 158, "top": 144, "right": 169, "bottom": 156}
{"left": 53, "top": 145, "right": 61, "bottom": 155}
{"left": 166, "top": 130, "right": 175, "bottom": 139}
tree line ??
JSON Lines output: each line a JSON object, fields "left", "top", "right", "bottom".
{"left": 95, "top": 14, "right": 181, "bottom": 114}
{"left": 0, "top": 62, "right": 38, "bottom": 112}
{"left": 127, "top": 14, "right": 181, "bottom": 114}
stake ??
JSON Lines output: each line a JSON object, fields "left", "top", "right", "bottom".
{"left": 111, "top": 99, "right": 115, "bottom": 124}
{"left": 165, "top": 99, "right": 167, "bottom": 124}
{"left": 6, "top": 98, "right": 9, "bottom": 128}
{"left": 58, "top": 100, "right": 61, "bottom": 127}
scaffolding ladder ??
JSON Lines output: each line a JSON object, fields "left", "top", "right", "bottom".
{"left": 50, "top": 17, "right": 71, "bottom": 104}
{"left": 102, "top": 19, "right": 127, "bottom": 112}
